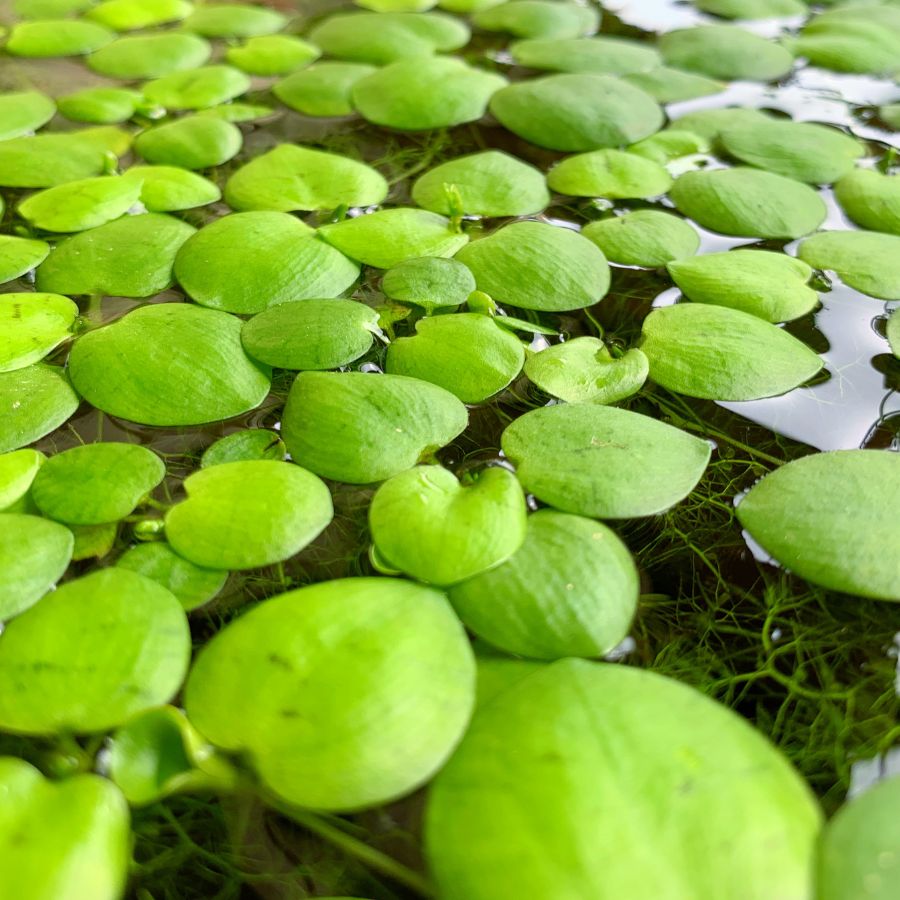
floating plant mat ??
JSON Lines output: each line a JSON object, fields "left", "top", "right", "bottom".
{"left": 1, "top": 0, "right": 900, "bottom": 896}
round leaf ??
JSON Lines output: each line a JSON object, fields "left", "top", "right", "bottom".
{"left": 68, "top": 303, "right": 271, "bottom": 426}
{"left": 426, "top": 659, "right": 821, "bottom": 900}
{"left": 351, "top": 57, "right": 507, "bottom": 130}
{"left": 184, "top": 577, "right": 475, "bottom": 811}
{"left": 200, "top": 429, "right": 285, "bottom": 467}
{"left": 142, "top": 65, "right": 251, "bottom": 110}
{"left": 641, "top": 304, "right": 823, "bottom": 401}
{"left": 0, "top": 293, "right": 78, "bottom": 373}
{"left": 273, "top": 62, "right": 376, "bottom": 116}
{"left": 120, "top": 164, "right": 220, "bottom": 212}
{"left": 175, "top": 211, "right": 359, "bottom": 314}
{"left": 135, "top": 115, "right": 242, "bottom": 169}
{"left": 18, "top": 176, "right": 142, "bottom": 233}
{"left": 242, "top": 298, "right": 379, "bottom": 370}
{"left": 581, "top": 210, "right": 699, "bottom": 268}
{"left": 0, "top": 364, "right": 80, "bottom": 454}
{"left": 0, "top": 448, "right": 44, "bottom": 511}
{"left": 6, "top": 18, "right": 114, "bottom": 57}
{"left": 624, "top": 67, "right": 724, "bottom": 104}
{"left": 490, "top": 74, "right": 664, "bottom": 152}
{"left": 87, "top": 32, "right": 211, "bottom": 79}
{"left": 382, "top": 256, "right": 475, "bottom": 311}
{"left": 449, "top": 510, "right": 638, "bottom": 658}
{"left": 797, "top": 230, "right": 900, "bottom": 300}
{"left": 834, "top": 168, "right": 900, "bottom": 236}
{"left": 0, "top": 90, "right": 55, "bottom": 141}
{"left": 182, "top": 2, "right": 286, "bottom": 37}
{"left": 0, "top": 514, "right": 73, "bottom": 621}
{"left": 224, "top": 144, "right": 387, "bottom": 212}
{"left": 319, "top": 208, "right": 467, "bottom": 269}
{"left": 669, "top": 168, "right": 826, "bottom": 239}
{"left": 0, "top": 133, "right": 108, "bottom": 188}
{"left": 165, "top": 460, "right": 333, "bottom": 570}
{"left": 281, "top": 371, "right": 468, "bottom": 484}
{"left": 736, "top": 450, "right": 900, "bottom": 601}
{"left": 32, "top": 442, "right": 165, "bottom": 526}
{"left": 385, "top": 312, "right": 525, "bottom": 402}
{"left": 455, "top": 221, "right": 609, "bottom": 312}
{"left": 0, "top": 235, "right": 50, "bottom": 285}
{"left": 411, "top": 150, "right": 549, "bottom": 217}
{"left": 501, "top": 404, "right": 711, "bottom": 518}
{"left": 788, "top": 23, "right": 900, "bottom": 75}
{"left": 472, "top": 0, "right": 599, "bottom": 39}
{"left": 0, "top": 758, "right": 130, "bottom": 900}
{"left": 510, "top": 36, "right": 660, "bottom": 74}
{"left": 524, "top": 337, "right": 648, "bottom": 404}
{"left": 57, "top": 87, "right": 142, "bottom": 124}
{"left": 225, "top": 34, "right": 320, "bottom": 76}
{"left": 0, "top": 568, "right": 191, "bottom": 734}
{"left": 547, "top": 149, "right": 672, "bottom": 198}
{"left": 36, "top": 213, "right": 196, "bottom": 297}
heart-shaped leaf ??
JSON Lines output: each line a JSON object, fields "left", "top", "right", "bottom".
{"left": 736, "top": 450, "right": 900, "bottom": 600}
{"left": 0, "top": 293, "right": 77, "bottom": 373}
{"left": 120, "top": 165, "right": 220, "bottom": 211}
{"left": 87, "top": 31, "right": 211, "bottom": 79}
{"left": 581, "top": 210, "right": 699, "bottom": 268}
{"left": 0, "top": 364, "right": 80, "bottom": 454}
{"left": 32, "top": 442, "right": 165, "bottom": 525}
{"left": 449, "top": 509, "right": 638, "bottom": 658}
{"left": 135, "top": 115, "right": 242, "bottom": 169}
{"left": 370, "top": 465, "right": 527, "bottom": 584}
{"left": 382, "top": 256, "right": 476, "bottom": 311}
{"left": 0, "top": 568, "right": 190, "bottom": 733}
{"left": 143, "top": 64, "right": 250, "bottom": 110}
{"left": 274, "top": 62, "right": 377, "bottom": 116}
{"left": 547, "top": 148, "right": 672, "bottom": 198}
{"left": 68, "top": 303, "right": 271, "bottom": 426}
{"left": 185, "top": 577, "right": 475, "bottom": 811}
{"left": 200, "top": 429, "right": 285, "bottom": 467}
{"left": 501, "top": 404, "right": 711, "bottom": 518}
{"left": 282, "top": 371, "right": 468, "bottom": 483}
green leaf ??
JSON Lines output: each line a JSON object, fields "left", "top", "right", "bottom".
{"left": 121, "top": 164, "right": 220, "bottom": 211}
{"left": 624, "top": 67, "right": 725, "bottom": 104}
{"left": 0, "top": 568, "right": 190, "bottom": 734}
{"left": 135, "top": 115, "right": 242, "bottom": 169}
{"left": 888, "top": 309, "right": 900, "bottom": 359}
{"left": 524, "top": 337, "right": 648, "bottom": 404}
{"left": 0, "top": 448, "right": 44, "bottom": 511}
{"left": 797, "top": 230, "right": 900, "bottom": 300}
{"left": 641, "top": 303, "right": 823, "bottom": 401}
{"left": 282, "top": 371, "right": 468, "bottom": 484}
{"left": 87, "top": 31, "right": 211, "bottom": 79}
{"left": 225, "top": 144, "right": 387, "bottom": 212}
{"left": 667, "top": 250, "right": 818, "bottom": 322}
{"left": 669, "top": 105, "right": 774, "bottom": 142}
{"left": 0, "top": 758, "right": 130, "bottom": 900}
{"left": 736, "top": 450, "right": 900, "bottom": 600}
{"left": 834, "top": 168, "right": 900, "bottom": 236}
{"left": 0, "top": 513, "right": 73, "bottom": 620}
{"left": 68, "top": 303, "right": 271, "bottom": 426}
{"left": 696, "top": 0, "right": 805, "bottom": 17}
{"left": 449, "top": 510, "right": 638, "bottom": 658}
{"left": 196, "top": 101, "right": 274, "bottom": 122}
{"left": 456, "top": 221, "right": 609, "bottom": 312}
{"left": 510, "top": 36, "right": 660, "bottom": 74}
{"left": 36, "top": 213, "right": 196, "bottom": 297}
{"left": 582, "top": 210, "right": 699, "bottom": 268}
{"left": 627, "top": 129, "right": 709, "bottom": 164}
{"left": 319, "top": 208, "right": 468, "bottom": 268}
{"left": 242, "top": 298, "right": 379, "bottom": 370}
{"left": 225, "top": 34, "right": 320, "bottom": 76}
{"left": 0, "top": 235, "right": 52, "bottom": 284}
{"left": 879, "top": 103, "right": 900, "bottom": 129}
{"left": 117, "top": 542, "right": 227, "bottom": 610}
{"left": 547, "top": 149, "right": 672, "bottom": 198}
{"left": 175, "top": 211, "right": 359, "bottom": 313}
{"left": 382, "top": 256, "right": 475, "bottom": 311}
{"left": 87, "top": 0, "right": 192, "bottom": 30}
{"left": 32, "top": 442, "right": 164, "bottom": 525}
{"left": 818, "top": 776, "right": 900, "bottom": 900}
{"left": 273, "top": 62, "right": 376, "bottom": 116}
{"left": 200, "top": 429, "right": 285, "bottom": 467}
{"left": 70, "top": 522, "right": 118, "bottom": 561}
{"left": 669, "top": 167, "right": 827, "bottom": 239}
{"left": 720, "top": 120, "right": 864, "bottom": 184}
{"left": 426, "top": 659, "right": 821, "bottom": 900}
{"left": 788, "top": 21, "right": 900, "bottom": 74}
{"left": 370, "top": 465, "right": 527, "bottom": 585}
{"left": 6, "top": 18, "right": 114, "bottom": 57}
{"left": 501, "top": 404, "right": 711, "bottom": 518}
{"left": 0, "top": 293, "right": 77, "bottom": 373}
{"left": 143, "top": 64, "right": 251, "bottom": 110}
{"left": 182, "top": 2, "right": 286, "bottom": 37}
{"left": 386, "top": 312, "right": 525, "bottom": 402}
{"left": 659, "top": 24, "right": 794, "bottom": 81}
{"left": 351, "top": 57, "right": 507, "bottom": 130}
{"left": 185, "top": 577, "right": 475, "bottom": 810}
{"left": 473, "top": 0, "right": 599, "bottom": 38}
{"left": 411, "top": 150, "right": 549, "bottom": 217}
{"left": 57, "top": 86, "right": 142, "bottom": 124}
{"left": 490, "top": 74, "right": 663, "bottom": 152}
{"left": 0, "top": 90, "right": 55, "bottom": 140}
{"left": 14, "top": 0, "right": 95, "bottom": 16}
{"left": 0, "top": 133, "right": 109, "bottom": 188}
{"left": 308, "top": 11, "right": 470, "bottom": 64}
{"left": 18, "top": 175, "right": 141, "bottom": 232}
{"left": 165, "top": 460, "right": 333, "bottom": 570}
{"left": 0, "top": 364, "right": 80, "bottom": 454}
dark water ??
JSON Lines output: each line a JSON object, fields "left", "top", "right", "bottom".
{"left": 1, "top": 0, "right": 900, "bottom": 895}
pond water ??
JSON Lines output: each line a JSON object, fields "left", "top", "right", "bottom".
{"left": 1, "top": 0, "right": 899, "bottom": 896}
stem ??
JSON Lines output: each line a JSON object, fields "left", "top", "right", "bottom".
{"left": 267, "top": 796, "right": 433, "bottom": 896}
